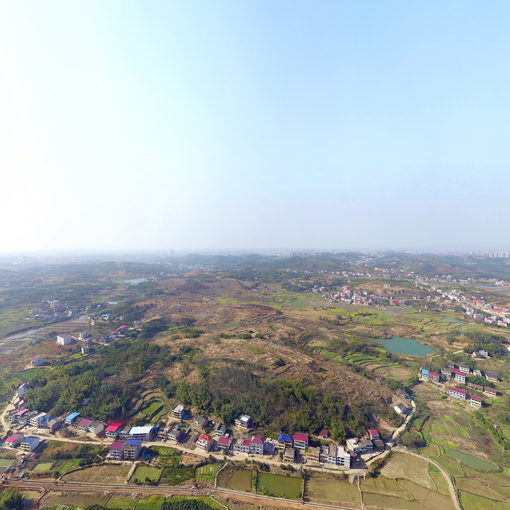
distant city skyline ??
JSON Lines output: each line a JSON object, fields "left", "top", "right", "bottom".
{"left": 1, "top": 1, "right": 509, "bottom": 252}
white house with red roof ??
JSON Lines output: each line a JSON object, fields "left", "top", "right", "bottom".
{"left": 292, "top": 433, "right": 309, "bottom": 450}
{"left": 217, "top": 436, "right": 233, "bottom": 450}
{"left": 451, "top": 369, "right": 466, "bottom": 384}
{"left": 249, "top": 435, "right": 264, "bottom": 455}
{"left": 470, "top": 395, "right": 483, "bottom": 408}
{"left": 105, "top": 422, "right": 123, "bottom": 438}
{"left": 5, "top": 433, "right": 24, "bottom": 448}
{"left": 367, "top": 428, "right": 380, "bottom": 440}
{"left": 449, "top": 387, "right": 467, "bottom": 400}
{"left": 196, "top": 434, "right": 213, "bottom": 451}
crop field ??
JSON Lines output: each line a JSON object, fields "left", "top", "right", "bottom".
{"left": 445, "top": 449, "right": 498, "bottom": 471}
{"left": 361, "top": 477, "right": 454, "bottom": 510}
{"left": 217, "top": 468, "right": 253, "bottom": 492}
{"left": 131, "top": 465, "right": 163, "bottom": 484}
{"left": 195, "top": 463, "right": 221, "bottom": 484}
{"left": 54, "top": 458, "right": 82, "bottom": 472}
{"left": 40, "top": 490, "right": 109, "bottom": 508}
{"left": 62, "top": 463, "right": 131, "bottom": 484}
{"left": 256, "top": 472, "right": 302, "bottom": 499}
{"left": 161, "top": 464, "right": 194, "bottom": 485}
{"left": 381, "top": 453, "right": 437, "bottom": 489}
{"left": 460, "top": 491, "right": 510, "bottom": 510}
{"left": 0, "top": 458, "right": 15, "bottom": 468}
{"left": 135, "top": 495, "right": 165, "bottom": 509}
{"left": 107, "top": 495, "right": 138, "bottom": 509}
{"left": 32, "top": 462, "right": 54, "bottom": 473}
{"left": 305, "top": 474, "right": 360, "bottom": 505}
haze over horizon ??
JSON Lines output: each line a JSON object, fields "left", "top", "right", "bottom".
{"left": 1, "top": 1, "right": 509, "bottom": 253}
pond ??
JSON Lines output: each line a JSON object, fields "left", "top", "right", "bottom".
{"left": 375, "top": 336, "right": 434, "bottom": 356}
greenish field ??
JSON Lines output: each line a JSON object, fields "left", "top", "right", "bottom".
{"left": 445, "top": 449, "right": 498, "bottom": 471}
{"left": 195, "top": 463, "right": 221, "bottom": 484}
{"left": 217, "top": 468, "right": 253, "bottom": 492}
{"left": 131, "top": 465, "right": 163, "bottom": 484}
{"left": 107, "top": 494, "right": 137, "bottom": 509}
{"left": 256, "top": 472, "right": 302, "bottom": 499}
{"left": 54, "top": 459, "right": 82, "bottom": 472}
{"left": 135, "top": 495, "right": 165, "bottom": 510}
{"left": 32, "top": 462, "right": 54, "bottom": 473}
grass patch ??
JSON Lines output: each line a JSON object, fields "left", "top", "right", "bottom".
{"left": 135, "top": 495, "right": 165, "bottom": 510}
{"left": 445, "top": 449, "right": 498, "bottom": 471}
{"left": 32, "top": 462, "right": 54, "bottom": 473}
{"left": 107, "top": 495, "right": 137, "bottom": 509}
{"left": 256, "top": 472, "right": 302, "bottom": 499}
{"left": 217, "top": 468, "right": 253, "bottom": 492}
{"left": 131, "top": 465, "right": 163, "bottom": 484}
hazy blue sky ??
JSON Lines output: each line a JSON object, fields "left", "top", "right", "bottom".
{"left": 1, "top": 1, "right": 509, "bottom": 252}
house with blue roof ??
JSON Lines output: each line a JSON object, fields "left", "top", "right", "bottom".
{"left": 20, "top": 436, "right": 40, "bottom": 452}
{"left": 277, "top": 433, "right": 293, "bottom": 449}
{"left": 65, "top": 412, "right": 80, "bottom": 424}
{"left": 123, "top": 438, "right": 142, "bottom": 460}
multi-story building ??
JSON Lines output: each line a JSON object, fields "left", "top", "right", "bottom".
{"left": 168, "top": 426, "right": 185, "bottom": 443}
{"left": 217, "top": 437, "right": 233, "bottom": 450}
{"left": 452, "top": 369, "right": 466, "bottom": 384}
{"left": 57, "top": 334, "right": 74, "bottom": 345}
{"left": 235, "top": 415, "right": 253, "bottom": 429}
{"left": 196, "top": 434, "right": 213, "bottom": 452}
{"left": 249, "top": 435, "right": 264, "bottom": 455}
{"left": 277, "top": 433, "right": 293, "bottom": 450}
{"left": 470, "top": 395, "right": 483, "bottom": 408}
{"left": 123, "top": 439, "right": 142, "bottom": 460}
{"left": 105, "top": 423, "right": 123, "bottom": 438}
{"left": 20, "top": 436, "right": 40, "bottom": 452}
{"left": 29, "top": 412, "right": 48, "bottom": 428}
{"left": 283, "top": 447, "right": 295, "bottom": 462}
{"left": 128, "top": 426, "right": 154, "bottom": 441}
{"left": 109, "top": 440, "right": 126, "bottom": 460}
{"left": 449, "top": 387, "right": 467, "bottom": 400}
{"left": 292, "top": 433, "right": 309, "bottom": 451}
{"left": 233, "top": 438, "right": 251, "bottom": 454}
{"left": 5, "top": 434, "right": 24, "bottom": 448}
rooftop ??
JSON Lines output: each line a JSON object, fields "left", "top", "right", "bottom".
{"left": 130, "top": 426, "right": 153, "bottom": 435}
{"left": 105, "top": 422, "right": 123, "bottom": 432}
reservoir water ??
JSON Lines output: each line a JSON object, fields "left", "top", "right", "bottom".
{"left": 375, "top": 336, "right": 434, "bottom": 356}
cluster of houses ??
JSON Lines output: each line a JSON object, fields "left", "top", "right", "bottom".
{"left": 56, "top": 326, "right": 129, "bottom": 348}
{"left": 420, "top": 365, "right": 501, "bottom": 406}
{"left": 448, "top": 388, "right": 484, "bottom": 408}
{"left": 3, "top": 433, "right": 41, "bottom": 452}
{"left": 6, "top": 384, "right": 386, "bottom": 470}
{"left": 166, "top": 406, "right": 386, "bottom": 468}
